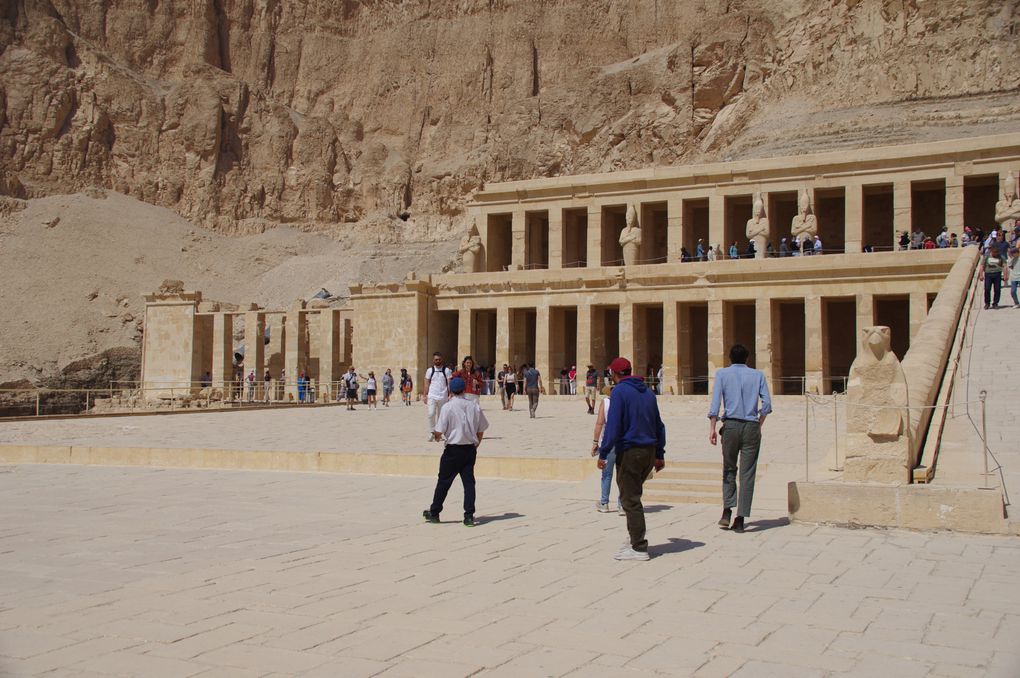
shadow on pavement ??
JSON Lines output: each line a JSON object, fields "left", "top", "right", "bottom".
{"left": 653, "top": 538, "right": 705, "bottom": 555}
{"left": 477, "top": 512, "right": 524, "bottom": 524}
{"left": 745, "top": 517, "right": 790, "bottom": 532}
{"left": 644, "top": 504, "right": 672, "bottom": 513}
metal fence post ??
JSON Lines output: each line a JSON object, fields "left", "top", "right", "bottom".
{"left": 980, "top": 390, "right": 990, "bottom": 489}
{"left": 804, "top": 393, "right": 810, "bottom": 482}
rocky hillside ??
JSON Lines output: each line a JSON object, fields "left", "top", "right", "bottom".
{"left": 1, "top": 0, "right": 1019, "bottom": 388}
{"left": 3, "top": 0, "right": 1018, "bottom": 239}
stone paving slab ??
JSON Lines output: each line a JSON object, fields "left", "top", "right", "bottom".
{"left": 1, "top": 464, "right": 1018, "bottom": 677}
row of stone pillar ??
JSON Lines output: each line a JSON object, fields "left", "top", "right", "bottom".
{"left": 451, "top": 290, "right": 929, "bottom": 395}
{"left": 499, "top": 175, "right": 972, "bottom": 270}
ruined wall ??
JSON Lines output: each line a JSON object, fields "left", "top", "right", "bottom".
{"left": 2, "top": 0, "right": 1018, "bottom": 238}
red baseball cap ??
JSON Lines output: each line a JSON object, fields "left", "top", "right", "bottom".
{"left": 608, "top": 357, "right": 631, "bottom": 373}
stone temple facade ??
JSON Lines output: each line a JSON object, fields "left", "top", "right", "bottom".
{"left": 142, "top": 134, "right": 1020, "bottom": 400}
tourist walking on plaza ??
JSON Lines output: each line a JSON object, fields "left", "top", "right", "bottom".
{"left": 979, "top": 241, "right": 1005, "bottom": 309}
{"left": 381, "top": 369, "right": 394, "bottom": 406}
{"left": 453, "top": 355, "right": 484, "bottom": 404}
{"left": 423, "top": 377, "right": 489, "bottom": 527}
{"left": 522, "top": 363, "right": 543, "bottom": 418}
{"left": 504, "top": 364, "right": 517, "bottom": 410}
{"left": 591, "top": 385, "right": 623, "bottom": 514}
{"left": 597, "top": 357, "right": 666, "bottom": 561}
{"left": 365, "top": 371, "right": 378, "bottom": 409}
{"left": 497, "top": 364, "right": 509, "bottom": 409}
{"left": 342, "top": 366, "right": 359, "bottom": 410}
{"left": 708, "top": 344, "right": 772, "bottom": 533}
{"left": 1008, "top": 247, "right": 1020, "bottom": 308}
{"left": 583, "top": 364, "right": 599, "bottom": 414}
{"left": 424, "top": 352, "right": 453, "bottom": 441}
{"left": 399, "top": 368, "right": 413, "bottom": 406}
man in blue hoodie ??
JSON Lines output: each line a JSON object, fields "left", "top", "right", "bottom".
{"left": 597, "top": 357, "right": 666, "bottom": 561}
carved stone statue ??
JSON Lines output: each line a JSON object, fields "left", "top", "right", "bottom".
{"left": 459, "top": 219, "right": 483, "bottom": 273}
{"left": 844, "top": 326, "right": 911, "bottom": 484}
{"left": 995, "top": 171, "right": 1020, "bottom": 231}
{"left": 745, "top": 193, "right": 770, "bottom": 259}
{"left": 619, "top": 204, "right": 642, "bottom": 266}
{"left": 790, "top": 189, "right": 818, "bottom": 250}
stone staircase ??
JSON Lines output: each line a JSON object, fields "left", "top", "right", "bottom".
{"left": 644, "top": 461, "right": 731, "bottom": 505}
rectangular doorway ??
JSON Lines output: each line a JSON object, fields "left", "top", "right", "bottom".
{"left": 591, "top": 306, "right": 620, "bottom": 373}
{"left": 562, "top": 208, "right": 588, "bottom": 268}
{"left": 471, "top": 309, "right": 497, "bottom": 370}
{"left": 724, "top": 302, "right": 756, "bottom": 368}
{"left": 601, "top": 205, "right": 627, "bottom": 265}
{"left": 724, "top": 195, "right": 753, "bottom": 258}
{"left": 767, "top": 191, "right": 798, "bottom": 254}
{"left": 964, "top": 174, "right": 999, "bottom": 233}
{"left": 508, "top": 308, "right": 536, "bottom": 369}
{"left": 486, "top": 214, "right": 513, "bottom": 272}
{"left": 635, "top": 304, "right": 664, "bottom": 384}
{"left": 432, "top": 310, "right": 459, "bottom": 368}
{"left": 525, "top": 210, "right": 549, "bottom": 269}
{"left": 774, "top": 300, "right": 805, "bottom": 395}
{"left": 823, "top": 298, "right": 856, "bottom": 393}
{"left": 863, "top": 184, "right": 894, "bottom": 251}
{"left": 815, "top": 187, "right": 846, "bottom": 254}
{"left": 683, "top": 198, "right": 710, "bottom": 259}
{"left": 640, "top": 202, "right": 669, "bottom": 264}
{"left": 874, "top": 295, "right": 910, "bottom": 360}
{"left": 911, "top": 179, "right": 946, "bottom": 241}
{"left": 550, "top": 307, "right": 578, "bottom": 394}
{"left": 679, "top": 302, "right": 709, "bottom": 394}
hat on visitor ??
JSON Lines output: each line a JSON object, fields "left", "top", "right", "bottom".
{"left": 449, "top": 377, "right": 466, "bottom": 394}
{"left": 608, "top": 357, "right": 631, "bottom": 373}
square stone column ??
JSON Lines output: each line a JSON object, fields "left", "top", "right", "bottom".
{"left": 945, "top": 174, "right": 964, "bottom": 234}
{"left": 586, "top": 205, "right": 602, "bottom": 267}
{"left": 548, "top": 208, "right": 564, "bottom": 269}
{"left": 893, "top": 181, "right": 911, "bottom": 247}
{"left": 511, "top": 208, "right": 526, "bottom": 270}
{"left": 677, "top": 306, "right": 693, "bottom": 394}
{"left": 576, "top": 304, "right": 592, "bottom": 377}
{"left": 708, "top": 194, "right": 725, "bottom": 253}
{"left": 619, "top": 302, "right": 635, "bottom": 366}
{"left": 910, "top": 291, "right": 928, "bottom": 341}
{"left": 755, "top": 297, "right": 773, "bottom": 385}
{"left": 211, "top": 313, "right": 233, "bottom": 389}
{"left": 457, "top": 308, "right": 472, "bottom": 364}
{"left": 319, "top": 309, "right": 339, "bottom": 400}
{"left": 284, "top": 301, "right": 305, "bottom": 400}
{"left": 856, "top": 293, "right": 874, "bottom": 335}
{"left": 707, "top": 299, "right": 724, "bottom": 379}
{"left": 804, "top": 295, "right": 823, "bottom": 394}
{"left": 535, "top": 305, "right": 551, "bottom": 387}
{"left": 844, "top": 182, "right": 864, "bottom": 253}
{"left": 661, "top": 301, "right": 678, "bottom": 394}
{"left": 667, "top": 197, "right": 683, "bottom": 263}
{"left": 495, "top": 306, "right": 510, "bottom": 365}
{"left": 244, "top": 310, "right": 265, "bottom": 396}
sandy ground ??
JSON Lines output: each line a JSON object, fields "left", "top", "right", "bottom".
{"left": 0, "top": 191, "right": 457, "bottom": 383}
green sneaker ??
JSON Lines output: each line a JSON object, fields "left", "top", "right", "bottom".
{"left": 422, "top": 510, "right": 439, "bottom": 523}
{"left": 463, "top": 516, "right": 475, "bottom": 527}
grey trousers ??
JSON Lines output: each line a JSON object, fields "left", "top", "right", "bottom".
{"left": 526, "top": 388, "right": 540, "bottom": 417}
{"left": 721, "top": 419, "right": 761, "bottom": 518}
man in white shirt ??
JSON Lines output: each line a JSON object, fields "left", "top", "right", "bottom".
{"left": 423, "top": 377, "right": 489, "bottom": 527}
{"left": 424, "top": 351, "right": 453, "bottom": 441}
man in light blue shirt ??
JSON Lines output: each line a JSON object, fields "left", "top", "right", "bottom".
{"left": 708, "top": 344, "right": 772, "bottom": 533}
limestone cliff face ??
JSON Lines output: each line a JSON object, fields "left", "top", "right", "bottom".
{"left": 2, "top": 0, "right": 1019, "bottom": 239}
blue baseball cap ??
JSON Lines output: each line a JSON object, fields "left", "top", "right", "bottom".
{"left": 449, "top": 377, "right": 466, "bottom": 394}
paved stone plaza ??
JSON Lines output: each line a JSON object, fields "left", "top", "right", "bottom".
{"left": 1, "top": 464, "right": 1018, "bottom": 677}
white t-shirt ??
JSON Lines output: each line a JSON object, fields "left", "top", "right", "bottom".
{"left": 426, "top": 366, "right": 452, "bottom": 401}
{"left": 366, "top": 377, "right": 376, "bottom": 390}
{"left": 598, "top": 397, "right": 612, "bottom": 445}
{"left": 435, "top": 396, "right": 489, "bottom": 445}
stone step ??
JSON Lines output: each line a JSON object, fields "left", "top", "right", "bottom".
{"left": 654, "top": 469, "right": 719, "bottom": 481}
{"left": 646, "top": 480, "right": 718, "bottom": 493}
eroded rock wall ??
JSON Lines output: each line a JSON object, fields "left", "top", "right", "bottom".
{"left": 3, "top": 0, "right": 1017, "bottom": 239}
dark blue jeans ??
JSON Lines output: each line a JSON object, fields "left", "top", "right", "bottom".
{"left": 430, "top": 444, "right": 477, "bottom": 518}
{"left": 984, "top": 271, "right": 1002, "bottom": 307}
